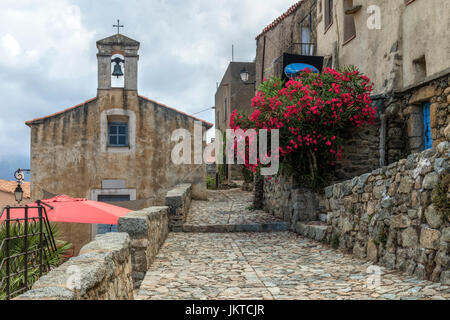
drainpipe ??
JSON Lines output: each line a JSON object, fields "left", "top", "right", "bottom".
{"left": 379, "top": 113, "right": 386, "bottom": 167}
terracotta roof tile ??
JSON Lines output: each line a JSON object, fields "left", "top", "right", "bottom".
{"left": 25, "top": 98, "right": 97, "bottom": 126}
{"left": 138, "top": 95, "right": 214, "bottom": 128}
{"left": 256, "top": 0, "right": 304, "bottom": 40}
{"left": 0, "top": 180, "right": 31, "bottom": 199}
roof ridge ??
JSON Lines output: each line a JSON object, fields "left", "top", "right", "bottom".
{"left": 138, "top": 95, "right": 214, "bottom": 128}
{"left": 25, "top": 95, "right": 213, "bottom": 129}
{"left": 25, "top": 97, "right": 97, "bottom": 125}
{"left": 256, "top": 0, "right": 304, "bottom": 40}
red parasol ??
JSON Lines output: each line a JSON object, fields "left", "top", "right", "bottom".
{"left": 0, "top": 195, "right": 132, "bottom": 225}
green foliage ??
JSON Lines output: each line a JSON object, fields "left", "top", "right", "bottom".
{"left": 230, "top": 66, "right": 376, "bottom": 191}
{"left": 206, "top": 176, "right": 217, "bottom": 190}
{"left": 331, "top": 234, "right": 340, "bottom": 249}
{"left": 0, "top": 221, "right": 71, "bottom": 299}
{"left": 432, "top": 174, "right": 450, "bottom": 221}
{"left": 242, "top": 167, "right": 254, "bottom": 184}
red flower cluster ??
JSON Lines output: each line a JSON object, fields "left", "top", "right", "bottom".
{"left": 229, "top": 67, "right": 376, "bottom": 179}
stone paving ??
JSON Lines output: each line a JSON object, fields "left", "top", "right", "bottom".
{"left": 183, "top": 189, "right": 287, "bottom": 232}
{"left": 137, "top": 232, "right": 450, "bottom": 300}
{"left": 137, "top": 188, "right": 449, "bottom": 300}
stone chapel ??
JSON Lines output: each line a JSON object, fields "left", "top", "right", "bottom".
{"left": 25, "top": 32, "right": 212, "bottom": 250}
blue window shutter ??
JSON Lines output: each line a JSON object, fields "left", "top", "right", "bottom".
{"left": 108, "top": 122, "right": 129, "bottom": 147}
{"left": 423, "top": 103, "right": 432, "bottom": 150}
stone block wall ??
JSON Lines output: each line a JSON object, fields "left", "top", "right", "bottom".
{"left": 263, "top": 176, "right": 324, "bottom": 228}
{"left": 15, "top": 233, "right": 134, "bottom": 300}
{"left": 386, "top": 74, "right": 450, "bottom": 163}
{"left": 322, "top": 142, "right": 449, "bottom": 284}
{"left": 165, "top": 184, "right": 192, "bottom": 232}
{"left": 118, "top": 206, "right": 169, "bottom": 288}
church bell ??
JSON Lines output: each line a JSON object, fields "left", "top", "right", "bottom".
{"left": 111, "top": 57, "right": 124, "bottom": 78}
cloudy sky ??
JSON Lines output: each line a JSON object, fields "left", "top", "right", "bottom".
{"left": 0, "top": 0, "right": 296, "bottom": 180}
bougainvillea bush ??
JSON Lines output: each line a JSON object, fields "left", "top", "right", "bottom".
{"left": 229, "top": 66, "right": 376, "bottom": 190}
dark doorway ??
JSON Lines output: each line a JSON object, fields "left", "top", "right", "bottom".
{"left": 97, "top": 194, "right": 130, "bottom": 234}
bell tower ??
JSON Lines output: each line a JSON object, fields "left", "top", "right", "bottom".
{"left": 96, "top": 32, "right": 140, "bottom": 91}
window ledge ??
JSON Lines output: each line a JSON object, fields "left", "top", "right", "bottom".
{"left": 343, "top": 35, "right": 356, "bottom": 46}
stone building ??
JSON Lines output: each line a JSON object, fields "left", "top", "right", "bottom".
{"left": 25, "top": 33, "right": 212, "bottom": 251}
{"left": 215, "top": 61, "right": 256, "bottom": 181}
{"left": 258, "top": 0, "right": 450, "bottom": 284}
{"left": 315, "top": 0, "right": 450, "bottom": 166}
{"left": 255, "top": 0, "right": 318, "bottom": 87}
{"left": 254, "top": 0, "right": 450, "bottom": 180}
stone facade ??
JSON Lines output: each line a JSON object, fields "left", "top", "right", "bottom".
{"left": 215, "top": 62, "right": 256, "bottom": 182}
{"left": 165, "top": 184, "right": 192, "bottom": 232}
{"left": 386, "top": 74, "right": 450, "bottom": 163}
{"left": 262, "top": 141, "right": 449, "bottom": 284}
{"left": 316, "top": 0, "right": 450, "bottom": 95}
{"left": 15, "top": 233, "right": 134, "bottom": 300}
{"left": 118, "top": 206, "right": 169, "bottom": 288}
{"left": 255, "top": 0, "right": 318, "bottom": 87}
{"left": 263, "top": 176, "right": 321, "bottom": 227}
{"left": 26, "top": 33, "right": 212, "bottom": 250}
{"left": 321, "top": 141, "right": 449, "bottom": 284}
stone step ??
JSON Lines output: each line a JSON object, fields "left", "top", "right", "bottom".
{"left": 178, "top": 222, "right": 289, "bottom": 233}
{"left": 295, "top": 222, "right": 329, "bottom": 242}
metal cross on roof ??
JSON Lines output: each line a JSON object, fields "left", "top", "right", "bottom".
{"left": 113, "top": 19, "right": 124, "bottom": 34}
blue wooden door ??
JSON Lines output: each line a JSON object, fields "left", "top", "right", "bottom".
{"left": 423, "top": 103, "right": 432, "bottom": 150}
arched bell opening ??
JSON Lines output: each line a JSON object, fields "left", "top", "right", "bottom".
{"left": 111, "top": 53, "right": 125, "bottom": 88}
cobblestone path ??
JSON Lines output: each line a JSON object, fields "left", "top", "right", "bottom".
{"left": 137, "top": 189, "right": 450, "bottom": 300}
{"left": 183, "top": 189, "right": 287, "bottom": 232}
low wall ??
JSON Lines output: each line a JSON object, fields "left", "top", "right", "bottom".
{"left": 165, "top": 184, "right": 192, "bottom": 232}
{"left": 261, "top": 142, "right": 449, "bottom": 284}
{"left": 15, "top": 233, "right": 134, "bottom": 300}
{"left": 322, "top": 142, "right": 449, "bottom": 284}
{"left": 118, "top": 206, "right": 169, "bottom": 288}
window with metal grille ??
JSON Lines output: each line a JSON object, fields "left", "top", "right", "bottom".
{"left": 423, "top": 103, "right": 432, "bottom": 150}
{"left": 108, "top": 122, "right": 128, "bottom": 147}
{"left": 343, "top": 0, "right": 356, "bottom": 43}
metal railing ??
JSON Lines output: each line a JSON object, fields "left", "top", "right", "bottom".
{"left": 0, "top": 203, "right": 57, "bottom": 300}
{"left": 288, "top": 42, "right": 316, "bottom": 56}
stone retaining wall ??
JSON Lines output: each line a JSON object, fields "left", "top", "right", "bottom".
{"left": 118, "top": 206, "right": 169, "bottom": 288}
{"left": 165, "top": 184, "right": 192, "bottom": 231}
{"left": 322, "top": 142, "right": 449, "bottom": 284}
{"left": 16, "top": 233, "right": 134, "bottom": 300}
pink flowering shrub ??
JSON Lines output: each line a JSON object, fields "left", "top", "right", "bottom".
{"left": 229, "top": 66, "right": 376, "bottom": 189}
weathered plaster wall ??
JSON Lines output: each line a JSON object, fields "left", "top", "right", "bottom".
{"left": 316, "top": 0, "right": 450, "bottom": 95}
{"left": 28, "top": 89, "right": 208, "bottom": 207}
{"left": 402, "top": 0, "right": 450, "bottom": 87}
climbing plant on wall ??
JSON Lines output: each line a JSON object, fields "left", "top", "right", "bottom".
{"left": 229, "top": 66, "right": 377, "bottom": 190}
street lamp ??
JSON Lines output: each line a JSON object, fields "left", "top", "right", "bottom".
{"left": 14, "top": 168, "right": 29, "bottom": 205}
{"left": 240, "top": 67, "right": 250, "bottom": 82}
{"left": 239, "top": 67, "right": 256, "bottom": 87}
{"left": 14, "top": 184, "right": 23, "bottom": 204}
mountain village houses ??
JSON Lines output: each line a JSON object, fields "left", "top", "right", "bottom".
{"left": 215, "top": 0, "right": 450, "bottom": 182}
